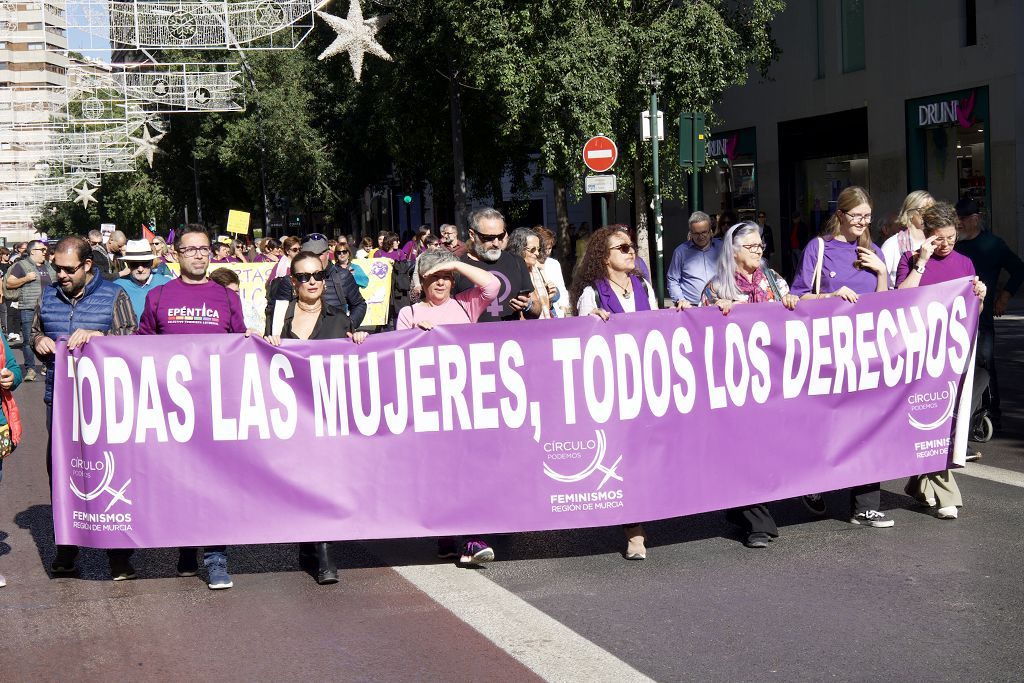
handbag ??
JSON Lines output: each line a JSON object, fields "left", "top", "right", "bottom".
{"left": 811, "top": 237, "right": 825, "bottom": 295}
{"left": 0, "top": 342, "right": 22, "bottom": 459}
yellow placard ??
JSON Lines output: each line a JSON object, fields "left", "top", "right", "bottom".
{"left": 353, "top": 258, "right": 393, "bottom": 327}
{"left": 226, "top": 210, "right": 251, "bottom": 235}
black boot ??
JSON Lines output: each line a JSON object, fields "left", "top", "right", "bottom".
{"left": 314, "top": 542, "right": 338, "bottom": 585}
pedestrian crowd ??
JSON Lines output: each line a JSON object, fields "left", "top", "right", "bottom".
{"left": 0, "top": 185, "right": 1019, "bottom": 590}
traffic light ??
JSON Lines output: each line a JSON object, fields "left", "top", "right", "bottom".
{"left": 402, "top": 194, "right": 413, "bottom": 204}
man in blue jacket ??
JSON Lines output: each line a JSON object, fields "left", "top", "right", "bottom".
{"left": 31, "top": 235, "right": 138, "bottom": 580}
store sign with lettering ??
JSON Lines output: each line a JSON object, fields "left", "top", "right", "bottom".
{"left": 916, "top": 90, "right": 977, "bottom": 129}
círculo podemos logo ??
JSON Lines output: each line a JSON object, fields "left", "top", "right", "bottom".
{"left": 543, "top": 429, "right": 625, "bottom": 513}
{"left": 69, "top": 450, "right": 134, "bottom": 532}
{"left": 908, "top": 380, "right": 958, "bottom": 461}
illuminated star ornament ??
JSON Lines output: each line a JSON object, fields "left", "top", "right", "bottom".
{"left": 315, "top": 0, "right": 392, "bottom": 82}
{"left": 73, "top": 181, "right": 99, "bottom": 208}
{"left": 130, "top": 123, "right": 166, "bottom": 168}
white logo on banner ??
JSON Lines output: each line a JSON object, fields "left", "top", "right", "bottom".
{"left": 543, "top": 429, "right": 622, "bottom": 490}
{"left": 907, "top": 381, "right": 958, "bottom": 431}
{"left": 69, "top": 450, "right": 133, "bottom": 512}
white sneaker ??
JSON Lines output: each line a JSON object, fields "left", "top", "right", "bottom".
{"left": 850, "top": 510, "right": 895, "bottom": 528}
{"left": 0, "top": 573, "right": 6, "bottom": 587}
{"left": 936, "top": 506, "right": 959, "bottom": 519}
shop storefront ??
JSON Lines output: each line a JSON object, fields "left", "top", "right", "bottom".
{"left": 703, "top": 127, "right": 758, "bottom": 222}
{"left": 777, "top": 107, "right": 869, "bottom": 277}
{"left": 906, "top": 86, "right": 990, "bottom": 214}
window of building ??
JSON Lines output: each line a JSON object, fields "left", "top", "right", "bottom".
{"left": 962, "top": 0, "right": 977, "bottom": 46}
{"left": 0, "top": 42, "right": 7, "bottom": 49}
{"left": 841, "top": 0, "right": 865, "bottom": 73}
{"left": 27, "top": 42, "right": 44, "bottom": 50}
{"left": 25, "top": 22, "right": 43, "bottom": 30}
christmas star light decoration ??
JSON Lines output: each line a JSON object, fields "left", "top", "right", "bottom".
{"left": 129, "top": 124, "right": 166, "bottom": 168}
{"left": 315, "top": 0, "right": 392, "bottom": 81}
{"left": 73, "top": 181, "right": 99, "bottom": 208}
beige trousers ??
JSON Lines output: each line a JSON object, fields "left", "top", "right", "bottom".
{"left": 905, "top": 470, "right": 962, "bottom": 508}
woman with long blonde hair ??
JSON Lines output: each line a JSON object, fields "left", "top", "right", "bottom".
{"left": 791, "top": 185, "right": 894, "bottom": 529}
{"left": 880, "top": 190, "right": 934, "bottom": 286}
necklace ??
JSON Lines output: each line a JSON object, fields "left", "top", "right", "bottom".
{"left": 296, "top": 300, "right": 321, "bottom": 313}
{"left": 609, "top": 276, "right": 631, "bottom": 299}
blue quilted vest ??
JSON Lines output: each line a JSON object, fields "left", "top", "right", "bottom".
{"left": 38, "top": 274, "right": 121, "bottom": 404}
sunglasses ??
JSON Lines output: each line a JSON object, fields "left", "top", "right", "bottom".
{"left": 610, "top": 243, "right": 636, "bottom": 254}
{"left": 337, "top": 249, "right": 349, "bottom": 254}
{"left": 54, "top": 262, "right": 85, "bottom": 275}
{"left": 470, "top": 228, "right": 507, "bottom": 243}
{"left": 293, "top": 270, "right": 327, "bottom": 283}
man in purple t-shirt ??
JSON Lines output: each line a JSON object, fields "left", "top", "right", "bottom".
{"left": 138, "top": 226, "right": 246, "bottom": 590}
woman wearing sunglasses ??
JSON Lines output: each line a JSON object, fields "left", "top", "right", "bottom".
{"left": 569, "top": 226, "right": 671, "bottom": 560}
{"left": 264, "top": 251, "right": 368, "bottom": 584}
{"left": 508, "top": 227, "right": 557, "bottom": 319}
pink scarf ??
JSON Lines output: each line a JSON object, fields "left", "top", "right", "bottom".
{"left": 735, "top": 268, "right": 772, "bottom": 303}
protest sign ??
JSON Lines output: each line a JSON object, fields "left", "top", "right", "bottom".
{"left": 52, "top": 279, "right": 978, "bottom": 548}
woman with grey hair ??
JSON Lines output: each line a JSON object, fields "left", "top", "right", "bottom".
{"left": 700, "top": 222, "right": 798, "bottom": 314}
{"left": 507, "top": 227, "right": 557, "bottom": 319}
{"left": 395, "top": 248, "right": 500, "bottom": 565}
{"left": 700, "top": 221, "right": 797, "bottom": 549}
{"left": 396, "top": 249, "right": 499, "bottom": 329}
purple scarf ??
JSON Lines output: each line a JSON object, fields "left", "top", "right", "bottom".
{"left": 595, "top": 274, "right": 652, "bottom": 314}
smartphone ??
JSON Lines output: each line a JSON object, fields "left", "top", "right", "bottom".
{"left": 516, "top": 287, "right": 534, "bottom": 298}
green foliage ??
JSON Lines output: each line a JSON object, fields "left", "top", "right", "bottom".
{"left": 64, "top": 0, "right": 784, "bottom": 231}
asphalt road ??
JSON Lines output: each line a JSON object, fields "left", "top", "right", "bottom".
{"left": 1, "top": 304, "right": 1022, "bottom": 682}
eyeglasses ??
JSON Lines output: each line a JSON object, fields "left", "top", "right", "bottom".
{"left": 287, "top": 247, "right": 300, "bottom": 253}
{"left": 690, "top": 229, "right": 711, "bottom": 238}
{"left": 53, "top": 262, "right": 84, "bottom": 275}
{"left": 842, "top": 211, "right": 872, "bottom": 224}
{"left": 132, "top": 262, "right": 153, "bottom": 268}
{"left": 470, "top": 228, "right": 507, "bottom": 243}
{"left": 293, "top": 270, "right": 326, "bottom": 283}
{"left": 931, "top": 235, "right": 957, "bottom": 245}
{"left": 740, "top": 243, "right": 766, "bottom": 253}
{"left": 609, "top": 243, "right": 636, "bottom": 255}
{"left": 524, "top": 246, "right": 540, "bottom": 255}
{"left": 30, "top": 247, "right": 47, "bottom": 253}
{"left": 179, "top": 246, "right": 211, "bottom": 257}
{"left": 337, "top": 249, "right": 349, "bottom": 254}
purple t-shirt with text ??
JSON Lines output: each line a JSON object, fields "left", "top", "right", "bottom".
{"left": 137, "top": 278, "right": 246, "bottom": 335}
{"left": 895, "top": 249, "right": 975, "bottom": 287}
{"left": 791, "top": 238, "right": 885, "bottom": 295}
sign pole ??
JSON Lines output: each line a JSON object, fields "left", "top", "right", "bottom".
{"left": 650, "top": 76, "right": 665, "bottom": 307}
{"left": 600, "top": 196, "right": 608, "bottom": 227}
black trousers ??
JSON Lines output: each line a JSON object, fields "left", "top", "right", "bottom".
{"left": 726, "top": 504, "right": 778, "bottom": 537}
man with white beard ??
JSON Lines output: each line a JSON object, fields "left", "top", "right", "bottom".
{"left": 454, "top": 208, "right": 540, "bottom": 322}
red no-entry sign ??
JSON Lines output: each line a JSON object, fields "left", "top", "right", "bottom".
{"left": 583, "top": 135, "right": 618, "bottom": 173}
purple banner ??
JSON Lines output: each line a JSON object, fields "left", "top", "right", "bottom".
{"left": 52, "top": 278, "right": 979, "bottom": 548}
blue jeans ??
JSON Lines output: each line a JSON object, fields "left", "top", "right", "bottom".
{"left": 19, "top": 308, "right": 35, "bottom": 372}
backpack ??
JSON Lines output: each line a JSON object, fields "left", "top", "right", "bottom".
{"left": 1, "top": 270, "right": 19, "bottom": 304}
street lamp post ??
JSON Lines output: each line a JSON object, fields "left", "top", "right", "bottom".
{"left": 649, "top": 74, "right": 665, "bottom": 307}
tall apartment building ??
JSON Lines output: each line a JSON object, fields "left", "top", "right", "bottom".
{"left": 0, "top": 0, "right": 68, "bottom": 242}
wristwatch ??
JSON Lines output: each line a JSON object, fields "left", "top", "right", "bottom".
{"left": 914, "top": 263, "right": 926, "bottom": 275}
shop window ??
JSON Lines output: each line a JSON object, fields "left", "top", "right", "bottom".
{"left": 795, "top": 155, "right": 869, "bottom": 235}
{"left": 962, "top": 0, "right": 977, "bottom": 46}
{"left": 841, "top": 0, "right": 865, "bottom": 73}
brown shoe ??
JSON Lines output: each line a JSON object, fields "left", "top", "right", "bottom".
{"left": 24, "top": 368, "right": 36, "bottom": 382}
{"left": 624, "top": 524, "right": 646, "bottom": 560}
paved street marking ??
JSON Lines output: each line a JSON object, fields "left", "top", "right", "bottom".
{"left": 959, "top": 462, "right": 1024, "bottom": 488}
{"left": 392, "top": 564, "right": 653, "bottom": 683}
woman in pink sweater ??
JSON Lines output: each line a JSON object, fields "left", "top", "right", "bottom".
{"left": 396, "top": 250, "right": 499, "bottom": 330}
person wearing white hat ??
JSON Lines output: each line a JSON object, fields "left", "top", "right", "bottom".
{"left": 115, "top": 239, "right": 172, "bottom": 317}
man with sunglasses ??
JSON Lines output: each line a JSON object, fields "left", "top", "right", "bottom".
{"left": 114, "top": 239, "right": 171, "bottom": 317}
{"left": 137, "top": 226, "right": 247, "bottom": 589}
{"left": 667, "top": 211, "right": 722, "bottom": 307}
{"left": 6, "top": 240, "right": 55, "bottom": 381}
{"left": 270, "top": 233, "right": 366, "bottom": 331}
{"left": 455, "top": 208, "right": 540, "bottom": 322}
{"left": 31, "top": 235, "right": 138, "bottom": 580}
